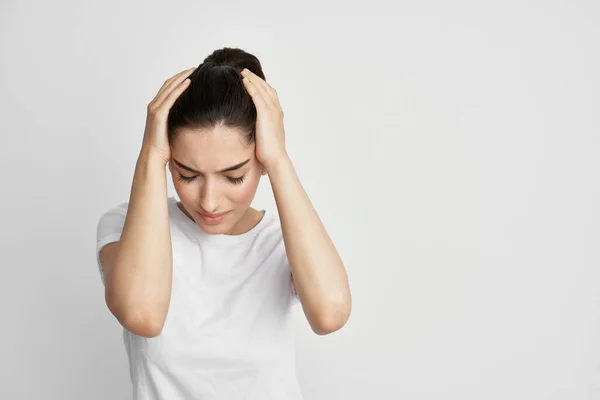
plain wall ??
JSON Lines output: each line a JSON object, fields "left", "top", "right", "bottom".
{"left": 1, "top": 1, "right": 599, "bottom": 399}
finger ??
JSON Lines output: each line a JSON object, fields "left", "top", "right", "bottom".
{"left": 242, "top": 69, "right": 277, "bottom": 105}
{"left": 157, "top": 67, "right": 195, "bottom": 96}
{"left": 157, "top": 77, "right": 192, "bottom": 113}
{"left": 241, "top": 69, "right": 277, "bottom": 106}
{"left": 242, "top": 77, "right": 270, "bottom": 111}
{"left": 153, "top": 67, "right": 196, "bottom": 107}
{"left": 154, "top": 67, "right": 196, "bottom": 107}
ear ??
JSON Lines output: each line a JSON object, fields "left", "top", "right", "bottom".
{"left": 260, "top": 164, "right": 267, "bottom": 176}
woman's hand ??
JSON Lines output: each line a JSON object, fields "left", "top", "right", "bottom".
{"left": 240, "top": 68, "right": 288, "bottom": 172}
{"left": 141, "top": 67, "right": 195, "bottom": 165}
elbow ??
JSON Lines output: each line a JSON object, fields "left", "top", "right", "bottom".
{"left": 311, "top": 301, "right": 352, "bottom": 336}
{"left": 105, "top": 292, "right": 165, "bottom": 338}
{"left": 121, "top": 310, "right": 165, "bottom": 338}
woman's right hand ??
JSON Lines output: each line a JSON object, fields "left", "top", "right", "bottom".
{"left": 141, "top": 67, "right": 196, "bottom": 165}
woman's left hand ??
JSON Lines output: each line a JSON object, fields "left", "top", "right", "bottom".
{"left": 241, "top": 68, "right": 288, "bottom": 172}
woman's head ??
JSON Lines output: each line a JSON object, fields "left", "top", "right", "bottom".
{"left": 166, "top": 47, "right": 267, "bottom": 235}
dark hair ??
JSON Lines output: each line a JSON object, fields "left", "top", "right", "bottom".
{"left": 167, "top": 47, "right": 266, "bottom": 147}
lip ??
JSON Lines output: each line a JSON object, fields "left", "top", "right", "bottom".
{"left": 198, "top": 210, "right": 231, "bottom": 223}
{"left": 199, "top": 210, "right": 231, "bottom": 218}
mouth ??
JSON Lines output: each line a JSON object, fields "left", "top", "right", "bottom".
{"left": 199, "top": 210, "right": 231, "bottom": 218}
{"left": 197, "top": 210, "right": 231, "bottom": 223}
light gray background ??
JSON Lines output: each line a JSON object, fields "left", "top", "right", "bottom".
{"left": 1, "top": 1, "right": 599, "bottom": 399}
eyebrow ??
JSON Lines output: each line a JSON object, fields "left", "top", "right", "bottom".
{"left": 172, "top": 158, "right": 251, "bottom": 174}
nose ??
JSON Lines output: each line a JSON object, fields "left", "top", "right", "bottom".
{"left": 199, "top": 177, "right": 220, "bottom": 214}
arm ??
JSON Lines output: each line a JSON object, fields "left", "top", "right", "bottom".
{"left": 238, "top": 67, "right": 351, "bottom": 335}
{"left": 100, "top": 67, "right": 194, "bottom": 337}
{"left": 101, "top": 150, "right": 173, "bottom": 337}
{"left": 268, "top": 154, "right": 352, "bottom": 335}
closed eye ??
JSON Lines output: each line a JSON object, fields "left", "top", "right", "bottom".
{"left": 176, "top": 173, "right": 245, "bottom": 185}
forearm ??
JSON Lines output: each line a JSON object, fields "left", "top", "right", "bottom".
{"left": 109, "top": 148, "right": 173, "bottom": 330}
{"left": 267, "top": 155, "right": 351, "bottom": 329}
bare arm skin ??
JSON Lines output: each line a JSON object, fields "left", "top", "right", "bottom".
{"left": 99, "top": 67, "right": 195, "bottom": 337}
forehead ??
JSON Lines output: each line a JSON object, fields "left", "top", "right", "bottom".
{"left": 171, "top": 126, "right": 254, "bottom": 171}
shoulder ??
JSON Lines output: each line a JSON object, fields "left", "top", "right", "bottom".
{"left": 260, "top": 209, "right": 283, "bottom": 234}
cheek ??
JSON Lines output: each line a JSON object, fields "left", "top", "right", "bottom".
{"left": 229, "top": 185, "right": 255, "bottom": 205}
{"left": 229, "top": 175, "right": 260, "bottom": 205}
{"left": 173, "top": 181, "right": 197, "bottom": 204}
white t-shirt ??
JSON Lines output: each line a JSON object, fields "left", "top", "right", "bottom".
{"left": 95, "top": 196, "right": 303, "bottom": 400}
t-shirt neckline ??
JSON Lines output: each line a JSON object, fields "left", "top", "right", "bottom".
{"left": 169, "top": 197, "right": 269, "bottom": 244}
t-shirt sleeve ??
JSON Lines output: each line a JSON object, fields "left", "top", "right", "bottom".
{"left": 273, "top": 215, "right": 301, "bottom": 306}
{"left": 95, "top": 202, "right": 128, "bottom": 286}
{"left": 291, "top": 273, "right": 301, "bottom": 305}
{"left": 285, "top": 255, "right": 301, "bottom": 306}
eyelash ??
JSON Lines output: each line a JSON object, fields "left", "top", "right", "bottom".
{"left": 176, "top": 173, "right": 246, "bottom": 185}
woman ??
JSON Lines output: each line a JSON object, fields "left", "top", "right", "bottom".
{"left": 96, "top": 47, "right": 352, "bottom": 399}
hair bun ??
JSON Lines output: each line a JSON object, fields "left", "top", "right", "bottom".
{"left": 202, "top": 47, "right": 265, "bottom": 80}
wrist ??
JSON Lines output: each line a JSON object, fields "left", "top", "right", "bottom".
{"left": 138, "top": 147, "right": 169, "bottom": 167}
{"left": 264, "top": 152, "right": 291, "bottom": 174}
